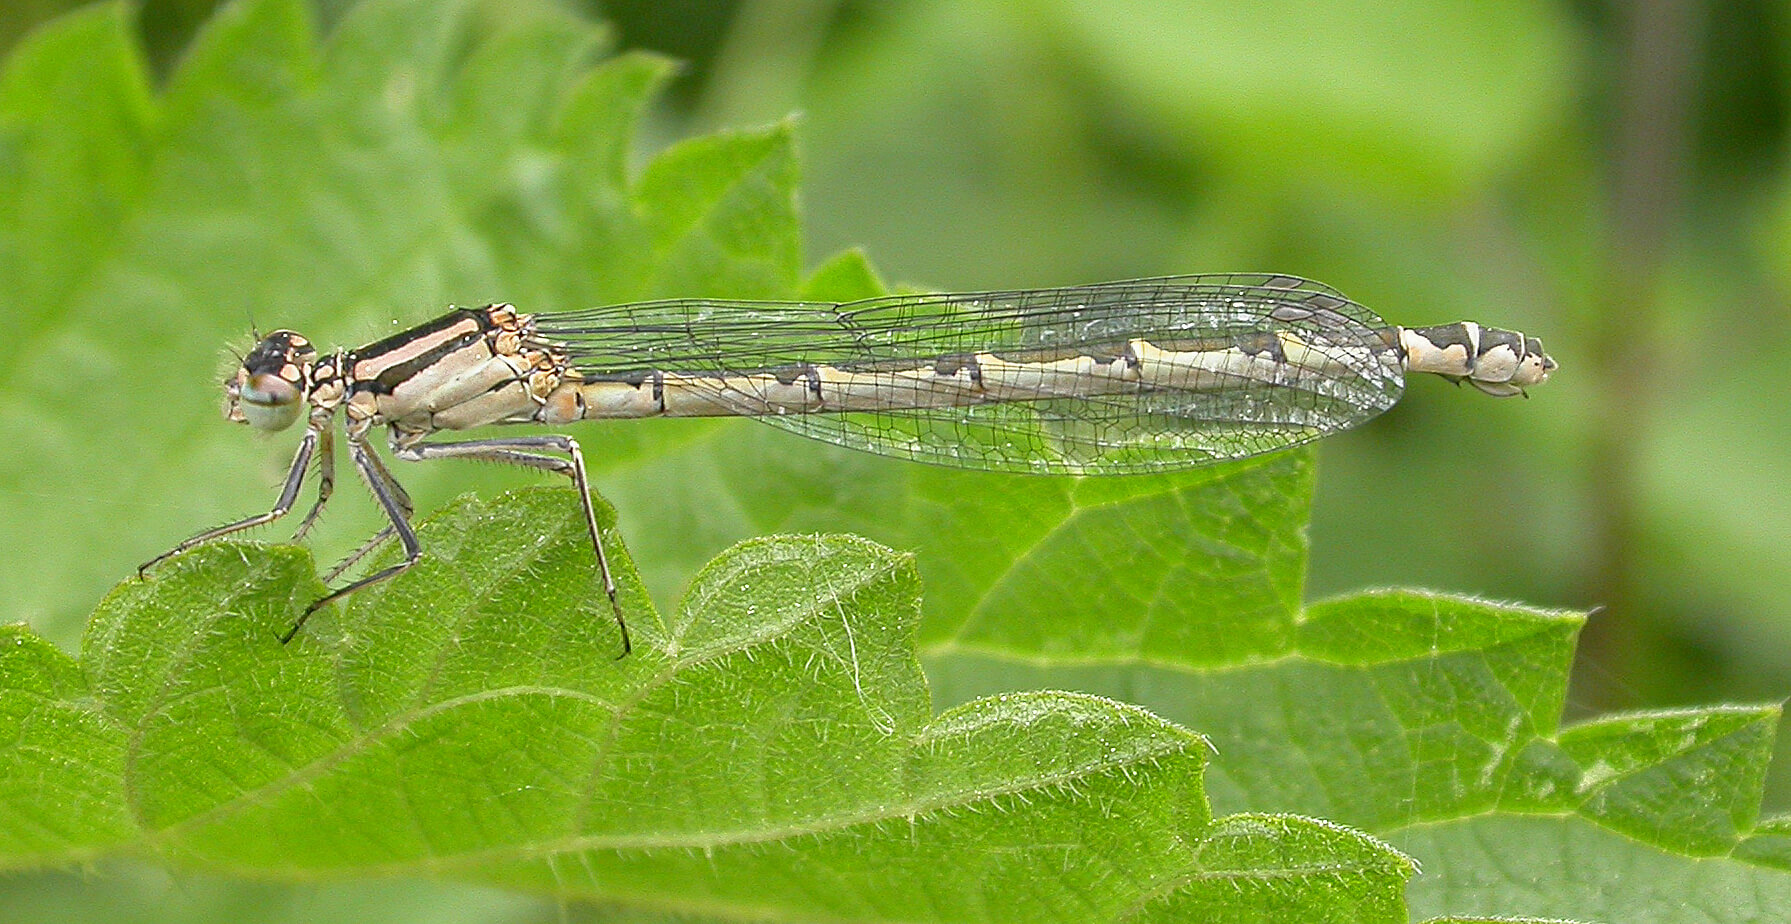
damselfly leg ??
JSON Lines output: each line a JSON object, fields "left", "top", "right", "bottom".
{"left": 390, "top": 434, "right": 627, "bottom": 655}
{"left": 289, "top": 424, "right": 335, "bottom": 543}
{"left": 276, "top": 433, "right": 423, "bottom": 643}
{"left": 138, "top": 417, "right": 326, "bottom": 575}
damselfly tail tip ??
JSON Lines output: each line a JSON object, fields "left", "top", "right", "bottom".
{"left": 1401, "top": 324, "right": 1554, "bottom": 397}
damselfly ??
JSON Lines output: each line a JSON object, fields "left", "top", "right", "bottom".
{"left": 143, "top": 274, "right": 1555, "bottom": 651}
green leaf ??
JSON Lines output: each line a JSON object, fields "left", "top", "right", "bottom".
{"left": 2, "top": 488, "right": 1421, "bottom": 923}
{"left": 1399, "top": 816, "right": 1790, "bottom": 922}
{"left": 1737, "top": 815, "right": 1791, "bottom": 869}
{"left": 603, "top": 434, "right": 1315, "bottom": 667}
{"left": 919, "top": 464, "right": 1791, "bottom": 922}
{"left": 636, "top": 119, "right": 801, "bottom": 297}
{"left": 1558, "top": 706, "right": 1777, "bottom": 855}
{"left": 0, "top": 625, "right": 134, "bottom": 860}
{"left": 798, "top": 247, "right": 887, "bottom": 302}
{"left": 1421, "top": 920, "right": 1584, "bottom": 924}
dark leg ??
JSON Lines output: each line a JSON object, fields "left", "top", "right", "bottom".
{"left": 394, "top": 434, "right": 629, "bottom": 655}
{"left": 279, "top": 436, "right": 422, "bottom": 644}
{"left": 140, "top": 423, "right": 321, "bottom": 575}
{"left": 321, "top": 525, "right": 395, "bottom": 584}
{"left": 315, "top": 436, "right": 416, "bottom": 583}
{"left": 356, "top": 432, "right": 415, "bottom": 519}
{"left": 313, "top": 426, "right": 422, "bottom": 582}
{"left": 290, "top": 425, "right": 335, "bottom": 542}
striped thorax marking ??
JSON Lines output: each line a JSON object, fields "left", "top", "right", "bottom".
{"left": 337, "top": 306, "right": 574, "bottom": 439}
{"left": 150, "top": 274, "right": 1555, "bottom": 649}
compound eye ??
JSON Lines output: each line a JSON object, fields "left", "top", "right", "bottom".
{"left": 238, "top": 372, "right": 304, "bottom": 431}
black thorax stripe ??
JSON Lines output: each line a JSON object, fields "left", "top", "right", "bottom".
{"left": 348, "top": 308, "right": 496, "bottom": 395}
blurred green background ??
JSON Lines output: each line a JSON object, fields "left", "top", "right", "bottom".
{"left": 3, "top": 0, "right": 1789, "bottom": 917}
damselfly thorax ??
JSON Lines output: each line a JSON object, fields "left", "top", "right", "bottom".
{"left": 144, "top": 274, "right": 1556, "bottom": 651}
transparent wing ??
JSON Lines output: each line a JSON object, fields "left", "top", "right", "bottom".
{"left": 535, "top": 274, "right": 1407, "bottom": 474}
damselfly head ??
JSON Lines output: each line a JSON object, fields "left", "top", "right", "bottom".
{"left": 224, "top": 330, "right": 315, "bottom": 431}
